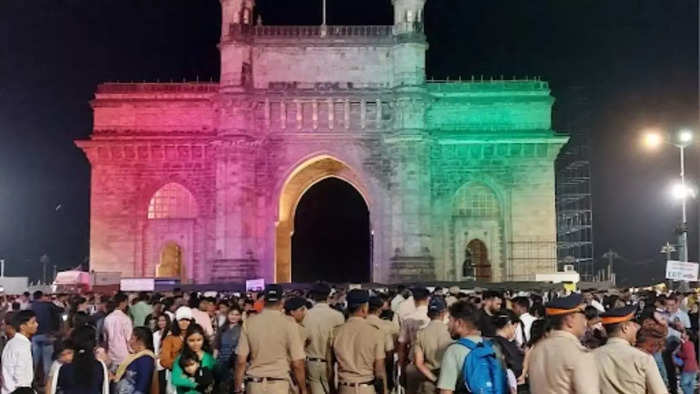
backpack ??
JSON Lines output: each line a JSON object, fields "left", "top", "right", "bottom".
{"left": 455, "top": 338, "right": 508, "bottom": 394}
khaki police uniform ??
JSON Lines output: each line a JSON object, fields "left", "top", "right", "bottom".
{"left": 237, "top": 308, "right": 306, "bottom": 394}
{"left": 303, "top": 302, "right": 345, "bottom": 394}
{"left": 398, "top": 304, "right": 429, "bottom": 394}
{"left": 414, "top": 320, "right": 452, "bottom": 394}
{"left": 332, "top": 316, "right": 385, "bottom": 394}
{"left": 366, "top": 314, "right": 395, "bottom": 353}
{"left": 527, "top": 330, "right": 599, "bottom": 394}
{"left": 593, "top": 337, "right": 667, "bottom": 394}
{"left": 287, "top": 315, "right": 310, "bottom": 346}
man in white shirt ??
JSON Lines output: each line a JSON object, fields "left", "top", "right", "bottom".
{"left": 583, "top": 290, "right": 606, "bottom": 313}
{"left": 391, "top": 285, "right": 408, "bottom": 312}
{"left": 666, "top": 296, "right": 691, "bottom": 329}
{"left": 512, "top": 296, "right": 536, "bottom": 347}
{"left": 2, "top": 310, "right": 38, "bottom": 394}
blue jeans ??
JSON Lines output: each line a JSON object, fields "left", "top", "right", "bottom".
{"left": 680, "top": 371, "right": 697, "bottom": 394}
{"left": 31, "top": 334, "right": 53, "bottom": 378}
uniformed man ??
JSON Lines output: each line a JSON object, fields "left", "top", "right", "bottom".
{"left": 234, "top": 284, "right": 308, "bottom": 394}
{"left": 285, "top": 296, "right": 310, "bottom": 346}
{"left": 303, "top": 282, "right": 345, "bottom": 394}
{"left": 367, "top": 296, "right": 396, "bottom": 391}
{"left": 527, "top": 293, "right": 599, "bottom": 394}
{"left": 593, "top": 306, "right": 667, "bottom": 394}
{"left": 367, "top": 296, "right": 395, "bottom": 354}
{"left": 397, "top": 287, "right": 430, "bottom": 394}
{"left": 414, "top": 296, "right": 452, "bottom": 394}
{"left": 329, "top": 289, "right": 387, "bottom": 394}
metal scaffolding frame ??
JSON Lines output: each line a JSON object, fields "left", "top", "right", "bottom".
{"left": 555, "top": 87, "right": 595, "bottom": 282}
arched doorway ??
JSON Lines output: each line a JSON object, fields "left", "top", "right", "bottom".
{"left": 466, "top": 239, "right": 491, "bottom": 281}
{"left": 276, "top": 155, "right": 371, "bottom": 283}
{"left": 157, "top": 241, "right": 183, "bottom": 278}
{"left": 291, "top": 178, "right": 370, "bottom": 283}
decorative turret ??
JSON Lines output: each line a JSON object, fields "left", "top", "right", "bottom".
{"left": 392, "top": 0, "right": 426, "bottom": 35}
{"left": 220, "top": 0, "right": 255, "bottom": 40}
{"left": 391, "top": 0, "right": 427, "bottom": 86}
{"left": 219, "top": 0, "right": 255, "bottom": 90}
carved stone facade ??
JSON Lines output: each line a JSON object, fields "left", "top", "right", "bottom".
{"left": 77, "top": 0, "right": 567, "bottom": 284}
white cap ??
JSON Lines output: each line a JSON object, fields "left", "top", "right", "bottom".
{"left": 175, "top": 306, "right": 193, "bottom": 321}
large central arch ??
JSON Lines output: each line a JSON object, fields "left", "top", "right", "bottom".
{"left": 275, "top": 155, "right": 371, "bottom": 283}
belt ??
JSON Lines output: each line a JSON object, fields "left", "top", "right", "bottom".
{"left": 245, "top": 377, "right": 288, "bottom": 383}
{"left": 307, "top": 357, "right": 326, "bottom": 362}
{"left": 338, "top": 381, "right": 375, "bottom": 387}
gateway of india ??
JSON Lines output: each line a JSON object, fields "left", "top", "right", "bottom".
{"left": 77, "top": 0, "right": 568, "bottom": 284}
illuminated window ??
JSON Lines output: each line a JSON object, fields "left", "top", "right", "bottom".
{"left": 453, "top": 184, "right": 499, "bottom": 217}
{"left": 147, "top": 183, "right": 197, "bottom": 219}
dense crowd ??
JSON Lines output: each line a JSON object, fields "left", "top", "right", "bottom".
{"left": 0, "top": 283, "right": 697, "bottom": 394}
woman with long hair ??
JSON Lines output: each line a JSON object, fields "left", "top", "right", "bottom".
{"left": 153, "top": 313, "right": 172, "bottom": 394}
{"left": 518, "top": 318, "right": 551, "bottom": 386}
{"left": 55, "top": 325, "right": 109, "bottom": 394}
{"left": 160, "top": 307, "right": 194, "bottom": 394}
{"left": 214, "top": 305, "right": 242, "bottom": 383}
{"left": 114, "top": 326, "right": 157, "bottom": 394}
{"left": 171, "top": 324, "right": 216, "bottom": 394}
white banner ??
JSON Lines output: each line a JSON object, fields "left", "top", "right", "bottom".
{"left": 246, "top": 278, "right": 265, "bottom": 292}
{"left": 120, "top": 278, "right": 155, "bottom": 292}
{"left": 665, "top": 260, "right": 699, "bottom": 281}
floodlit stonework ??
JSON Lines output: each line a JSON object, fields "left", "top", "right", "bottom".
{"left": 77, "top": 0, "right": 567, "bottom": 284}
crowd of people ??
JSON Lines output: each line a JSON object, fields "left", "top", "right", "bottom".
{"left": 0, "top": 283, "right": 697, "bottom": 394}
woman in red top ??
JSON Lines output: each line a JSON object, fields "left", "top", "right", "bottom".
{"left": 676, "top": 329, "right": 698, "bottom": 394}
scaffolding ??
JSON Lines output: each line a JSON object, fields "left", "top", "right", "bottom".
{"left": 555, "top": 87, "right": 595, "bottom": 282}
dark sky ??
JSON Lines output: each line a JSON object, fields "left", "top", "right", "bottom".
{"left": 0, "top": 0, "right": 697, "bottom": 284}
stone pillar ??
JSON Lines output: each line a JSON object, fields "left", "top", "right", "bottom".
{"left": 386, "top": 96, "right": 435, "bottom": 283}
{"left": 211, "top": 138, "right": 260, "bottom": 283}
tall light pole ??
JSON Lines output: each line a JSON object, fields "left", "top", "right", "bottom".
{"left": 644, "top": 128, "right": 695, "bottom": 289}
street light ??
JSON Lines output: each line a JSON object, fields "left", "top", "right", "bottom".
{"left": 642, "top": 128, "right": 695, "bottom": 289}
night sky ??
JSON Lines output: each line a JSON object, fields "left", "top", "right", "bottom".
{"left": 0, "top": 1, "right": 697, "bottom": 284}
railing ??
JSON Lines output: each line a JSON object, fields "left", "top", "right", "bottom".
{"left": 229, "top": 24, "right": 394, "bottom": 38}
{"left": 97, "top": 82, "right": 219, "bottom": 94}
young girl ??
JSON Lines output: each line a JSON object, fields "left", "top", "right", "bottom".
{"left": 171, "top": 324, "right": 216, "bottom": 394}
{"left": 214, "top": 306, "right": 242, "bottom": 382}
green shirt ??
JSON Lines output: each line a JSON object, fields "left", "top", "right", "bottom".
{"left": 436, "top": 335, "right": 483, "bottom": 392}
{"left": 171, "top": 352, "right": 216, "bottom": 394}
{"left": 129, "top": 301, "right": 153, "bottom": 327}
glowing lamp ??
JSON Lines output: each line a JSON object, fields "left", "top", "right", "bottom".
{"left": 671, "top": 183, "right": 696, "bottom": 200}
{"left": 678, "top": 129, "right": 693, "bottom": 143}
{"left": 643, "top": 132, "right": 662, "bottom": 149}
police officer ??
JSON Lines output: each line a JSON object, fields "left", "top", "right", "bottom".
{"left": 329, "top": 289, "right": 387, "bottom": 394}
{"left": 303, "top": 282, "right": 345, "bottom": 394}
{"left": 414, "top": 296, "right": 451, "bottom": 394}
{"left": 593, "top": 305, "right": 667, "bottom": 394}
{"left": 367, "top": 296, "right": 395, "bottom": 355}
{"left": 397, "top": 287, "right": 430, "bottom": 394}
{"left": 527, "top": 293, "right": 599, "bottom": 394}
{"left": 285, "top": 296, "right": 310, "bottom": 346}
{"left": 234, "top": 284, "right": 308, "bottom": 394}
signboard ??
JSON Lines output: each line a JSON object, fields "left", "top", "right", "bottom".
{"left": 120, "top": 278, "right": 155, "bottom": 292}
{"left": 665, "top": 260, "right": 699, "bottom": 281}
{"left": 246, "top": 278, "right": 265, "bottom": 292}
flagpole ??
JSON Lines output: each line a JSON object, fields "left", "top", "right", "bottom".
{"left": 321, "top": 0, "right": 327, "bottom": 36}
